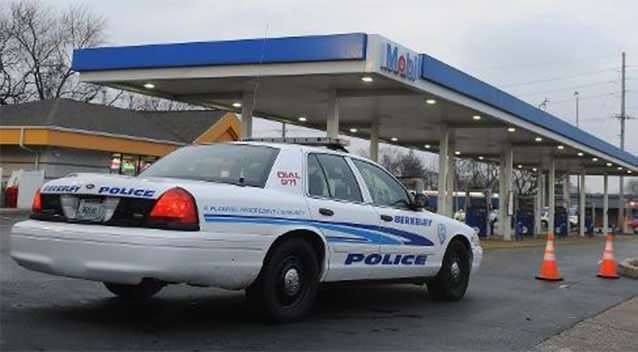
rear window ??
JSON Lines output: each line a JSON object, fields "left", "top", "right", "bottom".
{"left": 140, "top": 144, "right": 279, "bottom": 188}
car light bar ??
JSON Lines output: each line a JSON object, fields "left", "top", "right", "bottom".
{"left": 244, "top": 137, "right": 350, "bottom": 147}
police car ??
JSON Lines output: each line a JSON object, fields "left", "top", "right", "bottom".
{"left": 10, "top": 139, "right": 482, "bottom": 322}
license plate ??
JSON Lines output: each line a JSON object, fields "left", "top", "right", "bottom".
{"left": 76, "top": 199, "right": 105, "bottom": 222}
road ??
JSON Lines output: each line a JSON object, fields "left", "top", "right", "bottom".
{"left": 1, "top": 212, "right": 637, "bottom": 351}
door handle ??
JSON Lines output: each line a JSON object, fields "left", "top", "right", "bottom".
{"left": 319, "top": 208, "right": 334, "bottom": 216}
{"left": 380, "top": 214, "right": 393, "bottom": 222}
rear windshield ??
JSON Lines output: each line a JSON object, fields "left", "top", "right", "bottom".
{"left": 140, "top": 144, "right": 279, "bottom": 188}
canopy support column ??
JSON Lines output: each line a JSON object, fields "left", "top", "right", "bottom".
{"left": 535, "top": 168, "right": 543, "bottom": 237}
{"left": 437, "top": 126, "right": 450, "bottom": 216}
{"left": 446, "top": 145, "right": 456, "bottom": 216}
{"left": 369, "top": 117, "right": 379, "bottom": 162}
{"left": 326, "top": 91, "right": 340, "bottom": 138}
{"left": 499, "top": 146, "right": 513, "bottom": 240}
{"left": 603, "top": 173, "right": 609, "bottom": 235}
{"left": 239, "top": 93, "right": 254, "bottom": 139}
{"left": 548, "top": 158, "right": 556, "bottom": 236}
{"left": 579, "top": 171, "right": 586, "bottom": 237}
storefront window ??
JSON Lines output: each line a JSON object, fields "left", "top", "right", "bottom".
{"left": 109, "top": 153, "right": 157, "bottom": 175}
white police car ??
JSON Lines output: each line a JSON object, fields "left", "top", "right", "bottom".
{"left": 11, "top": 140, "right": 482, "bottom": 322}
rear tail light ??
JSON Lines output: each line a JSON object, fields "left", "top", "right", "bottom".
{"left": 32, "top": 187, "right": 42, "bottom": 213}
{"left": 147, "top": 187, "right": 199, "bottom": 230}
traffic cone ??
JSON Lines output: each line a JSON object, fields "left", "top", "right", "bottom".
{"left": 535, "top": 232, "right": 563, "bottom": 281}
{"left": 597, "top": 234, "right": 620, "bottom": 279}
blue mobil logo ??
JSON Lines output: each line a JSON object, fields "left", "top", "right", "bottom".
{"left": 380, "top": 43, "right": 420, "bottom": 81}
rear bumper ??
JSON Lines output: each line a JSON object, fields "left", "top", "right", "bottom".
{"left": 10, "top": 220, "right": 272, "bottom": 289}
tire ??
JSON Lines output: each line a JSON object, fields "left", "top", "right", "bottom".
{"left": 427, "top": 239, "right": 471, "bottom": 301}
{"left": 104, "top": 279, "right": 164, "bottom": 300}
{"left": 246, "top": 238, "right": 320, "bottom": 322}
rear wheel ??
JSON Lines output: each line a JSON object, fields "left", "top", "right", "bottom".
{"left": 246, "top": 238, "right": 320, "bottom": 322}
{"left": 104, "top": 279, "right": 164, "bottom": 300}
{"left": 427, "top": 239, "right": 471, "bottom": 301}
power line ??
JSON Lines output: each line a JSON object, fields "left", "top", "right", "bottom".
{"left": 464, "top": 53, "right": 618, "bottom": 73}
{"left": 515, "top": 80, "right": 617, "bottom": 98}
{"left": 497, "top": 68, "right": 618, "bottom": 88}
{"left": 532, "top": 92, "right": 616, "bottom": 105}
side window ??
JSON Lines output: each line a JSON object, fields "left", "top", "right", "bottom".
{"left": 352, "top": 159, "right": 411, "bottom": 208}
{"left": 307, "top": 154, "right": 363, "bottom": 203}
{"left": 307, "top": 154, "right": 330, "bottom": 198}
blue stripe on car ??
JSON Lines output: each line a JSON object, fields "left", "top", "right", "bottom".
{"left": 203, "top": 214, "right": 433, "bottom": 246}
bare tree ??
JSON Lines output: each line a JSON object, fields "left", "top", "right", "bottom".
{"left": 512, "top": 169, "right": 537, "bottom": 196}
{"left": 0, "top": 0, "right": 105, "bottom": 104}
{"left": 456, "top": 159, "right": 499, "bottom": 193}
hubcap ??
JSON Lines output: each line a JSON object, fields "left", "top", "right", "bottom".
{"left": 450, "top": 261, "right": 462, "bottom": 282}
{"left": 283, "top": 268, "right": 301, "bottom": 296}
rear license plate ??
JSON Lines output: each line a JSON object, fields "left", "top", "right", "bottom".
{"left": 76, "top": 199, "right": 105, "bottom": 222}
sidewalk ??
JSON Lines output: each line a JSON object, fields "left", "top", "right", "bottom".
{"left": 481, "top": 234, "right": 637, "bottom": 249}
{"left": 531, "top": 296, "right": 638, "bottom": 352}
{"left": 0, "top": 208, "right": 31, "bottom": 215}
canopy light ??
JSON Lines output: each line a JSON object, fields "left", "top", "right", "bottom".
{"left": 454, "top": 151, "right": 461, "bottom": 156}
{"left": 424, "top": 144, "right": 431, "bottom": 149}
{"left": 425, "top": 99, "right": 437, "bottom": 105}
{"left": 557, "top": 145, "right": 565, "bottom": 150}
{"left": 390, "top": 137, "right": 398, "bottom": 142}
{"left": 349, "top": 128, "right": 358, "bottom": 133}
{"left": 472, "top": 115, "right": 481, "bottom": 121}
{"left": 532, "top": 168, "right": 538, "bottom": 172}
{"left": 297, "top": 116, "right": 307, "bottom": 122}
{"left": 629, "top": 170, "right": 633, "bottom": 174}
{"left": 361, "top": 76, "right": 374, "bottom": 83}
{"left": 478, "top": 156, "right": 484, "bottom": 160}
{"left": 535, "top": 137, "right": 543, "bottom": 142}
{"left": 592, "top": 157, "right": 599, "bottom": 162}
{"left": 606, "top": 162, "right": 613, "bottom": 167}
{"left": 577, "top": 152, "right": 584, "bottom": 157}
{"left": 143, "top": 83, "right": 155, "bottom": 89}
{"left": 232, "top": 102, "right": 242, "bottom": 108}
{"left": 507, "top": 127, "right": 516, "bottom": 132}
{"left": 617, "top": 167, "right": 623, "bottom": 170}
{"left": 517, "top": 164, "right": 523, "bottom": 169}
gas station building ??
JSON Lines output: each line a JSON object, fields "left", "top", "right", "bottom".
{"left": 71, "top": 33, "right": 638, "bottom": 239}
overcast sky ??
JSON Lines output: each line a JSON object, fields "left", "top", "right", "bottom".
{"left": 42, "top": 0, "right": 638, "bottom": 192}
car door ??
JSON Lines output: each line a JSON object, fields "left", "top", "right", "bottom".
{"left": 350, "top": 158, "right": 441, "bottom": 278}
{"left": 304, "top": 153, "right": 382, "bottom": 281}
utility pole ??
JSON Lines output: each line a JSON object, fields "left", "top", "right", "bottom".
{"left": 574, "top": 91, "right": 580, "bottom": 202}
{"left": 574, "top": 91, "right": 580, "bottom": 127}
{"left": 619, "top": 52, "right": 626, "bottom": 234}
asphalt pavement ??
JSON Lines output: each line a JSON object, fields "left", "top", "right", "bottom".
{"left": 1, "top": 212, "right": 637, "bottom": 351}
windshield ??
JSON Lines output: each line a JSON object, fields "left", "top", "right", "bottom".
{"left": 140, "top": 144, "right": 279, "bottom": 187}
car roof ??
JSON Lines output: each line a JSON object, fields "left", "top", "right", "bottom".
{"left": 190, "top": 141, "right": 383, "bottom": 167}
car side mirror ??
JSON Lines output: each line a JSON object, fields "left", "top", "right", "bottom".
{"left": 413, "top": 193, "right": 428, "bottom": 209}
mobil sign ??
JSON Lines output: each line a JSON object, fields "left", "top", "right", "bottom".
{"left": 379, "top": 42, "right": 420, "bottom": 81}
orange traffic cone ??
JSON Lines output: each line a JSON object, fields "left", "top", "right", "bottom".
{"left": 535, "top": 232, "right": 563, "bottom": 281}
{"left": 597, "top": 234, "right": 620, "bottom": 279}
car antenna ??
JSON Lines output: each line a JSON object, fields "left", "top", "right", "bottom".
{"left": 245, "top": 24, "right": 269, "bottom": 136}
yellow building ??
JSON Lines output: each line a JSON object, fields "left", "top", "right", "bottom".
{"left": 0, "top": 99, "right": 240, "bottom": 180}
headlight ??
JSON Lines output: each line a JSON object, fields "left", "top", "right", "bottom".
{"left": 471, "top": 228, "right": 481, "bottom": 246}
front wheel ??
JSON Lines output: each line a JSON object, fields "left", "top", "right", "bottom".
{"left": 103, "top": 279, "right": 164, "bottom": 300}
{"left": 246, "top": 238, "right": 320, "bottom": 322}
{"left": 427, "top": 239, "right": 471, "bottom": 301}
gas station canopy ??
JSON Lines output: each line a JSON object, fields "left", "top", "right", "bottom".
{"left": 72, "top": 33, "right": 638, "bottom": 175}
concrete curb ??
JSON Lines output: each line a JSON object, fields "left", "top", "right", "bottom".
{"left": 618, "top": 257, "right": 638, "bottom": 279}
{"left": 0, "top": 208, "right": 31, "bottom": 215}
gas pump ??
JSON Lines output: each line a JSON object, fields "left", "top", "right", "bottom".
{"left": 515, "top": 196, "right": 535, "bottom": 239}
{"left": 554, "top": 207, "right": 568, "bottom": 237}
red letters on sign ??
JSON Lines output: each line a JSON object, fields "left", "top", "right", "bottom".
{"left": 277, "top": 171, "right": 301, "bottom": 186}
